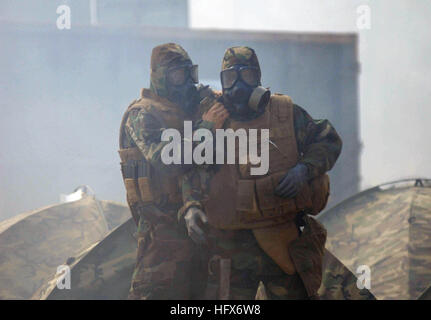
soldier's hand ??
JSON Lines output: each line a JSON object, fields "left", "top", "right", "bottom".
{"left": 202, "top": 102, "right": 229, "bottom": 129}
{"left": 275, "top": 163, "right": 309, "bottom": 198}
{"left": 184, "top": 207, "right": 208, "bottom": 245}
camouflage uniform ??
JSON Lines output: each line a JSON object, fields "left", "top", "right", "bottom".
{"left": 120, "top": 43, "right": 215, "bottom": 300}
{"left": 179, "top": 46, "right": 343, "bottom": 300}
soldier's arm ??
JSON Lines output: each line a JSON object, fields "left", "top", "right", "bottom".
{"left": 125, "top": 108, "right": 188, "bottom": 175}
{"left": 178, "top": 166, "right": 215, "bottom": 222}
{"left": 195, "top": 86, "right": 224, "bottom": 134}
{"left": 293, "top": 104, "right": 343, "bottom": 179}
{"left": 126, "top": 107, "right": 217, "bottom": 175}
{"left": 177, "top": 90, "right": 226, "bottom": 221}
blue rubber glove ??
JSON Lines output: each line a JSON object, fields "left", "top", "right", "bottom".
{"left": 274, "top": 163, "right": 309, "bottom": 198}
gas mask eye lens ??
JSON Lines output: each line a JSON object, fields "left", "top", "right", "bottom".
{"left": 221, "top": 68, "right": 238, "bottom": 89}
{"left": 241, "top": 68, "right": 259, "bottom": 87}
{"left": 167, "top": 64, "right": 199, "bottom": 86}
{"left": 167, "top": 67, "right": 187, "bottom": 86}
{"left": 221, "top": 66, "right": 259, "bottom": 90}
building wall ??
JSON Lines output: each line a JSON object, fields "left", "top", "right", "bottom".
{"left": 0, "top": 0, "right": 188, "bottom": 27}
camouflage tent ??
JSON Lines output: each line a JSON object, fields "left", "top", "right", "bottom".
{"left": 33, "top": 218, "right": 137, "bottom": 300}
{"left": 318, "top": 250, "right": 374, "bottom": 300}
{"left": 318, "top": 178, "right": 431, "bottom": 300}
{"left": 0, "top": 194, "right": 130, "bottom": 299}
{"left": 419, "top": 285, "right": 431, "bottom": 300}
{"left": 35, "top": 218, "right": 373, "bottom": 300}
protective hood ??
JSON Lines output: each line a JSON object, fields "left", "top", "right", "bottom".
{"left": 221, "top": 46, "right": 261, "bottom": 76}
{"left": 150, "top": 43, "right": 192, "bottom": 98}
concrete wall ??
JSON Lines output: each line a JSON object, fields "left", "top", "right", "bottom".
{"left": 0, "top": 0, "right": 188, "bottom": 27}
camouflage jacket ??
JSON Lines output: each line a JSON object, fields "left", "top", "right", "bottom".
{"left": 124, "top": 88, "right": 216, "bottom": 175}
{"left": 179, "top": 102, "right": 343, "bottom": 218}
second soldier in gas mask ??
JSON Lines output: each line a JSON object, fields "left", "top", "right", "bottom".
{"left": 179, "top": 46, "right": 343, "bottom": 300}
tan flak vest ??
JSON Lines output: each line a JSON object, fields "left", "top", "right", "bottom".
{"left": 203, "top": 94, "right": 329, "bottom": 274}
{"left": 118, "top": 89, "right": 186, "bottom": 224}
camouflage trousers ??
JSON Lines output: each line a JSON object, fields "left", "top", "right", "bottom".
{"left": 205, "top": 215, "right": 327, "bottom": 300}
{"left": 128, "top": 209, "right": 325, "bottom": 300}
{"left": 204, "top": 229, "right": 306, "bottom": 300}
{"left": 128, "top": 207, "right": 208, "bottom": 300}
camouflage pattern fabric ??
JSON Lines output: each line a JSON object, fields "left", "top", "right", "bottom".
{"left": 180, "top": 103, "right": 342, "bottom": 216}
{"left": 292, "top": 105, "right": 342, "bottom": 179}
{"left": 178, "top": 89, "right": 221, "bottom": 215}
{"left": 34, "top": 218, "right": 137, "bottom": 300}
{"left": 221, "top": 46, "right": 261, "bottom": 79}
{"left": 318, "top": 250, "right": 375, "bottom": 300}
{"left": 177, "top": 46, "right": 343, "bottom": 299}
{"left": 318, "top": 179, "right": 431, "bottom": 300}
{"left": 99, "top": 199, "right": 133, "bottom": 230}
{"left": 122, "top": 43, "right": 217, "bottom": 300}
{"left": 124, "top": 93, "right": 185, "bottom": 176}
{"left": 128, "top": 207, "right": 207, "bottom": 300}
{"left": 124, "top": 90, "right": 214, "bottom": 176}
{"left": 0, "top": 196, "right": 130, "bottom": 299}
{"left": 124, "top": 94, "right": 214, "bottom": 299}
{"left": 203, "top": 217, "right": 328, "bottom": 300}
{"left": 150, "top": 43, "right": 192, "bottom": 98}
{"left": 181, "top": 47, "right": 342, "bottom": 215}
{"left": 36, "top": 217, "right": 206, "bottom": 300}
{"left": 221, "top": 46, "right": 342, "bottom": 180}
{"left": 124, "top": 42, "right": 206, "bottom": 176}
{"left": 33, "top": 217, "right": 374, "bottom": 300}
{"left": 418, "top": 285, "right": 431, "bottom": 300}
{"left": 289, "top": 215, "right": 327, "bottom": 297}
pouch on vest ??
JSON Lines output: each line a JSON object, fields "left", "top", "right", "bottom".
{"left": 295, "top": 183, "right": 313, "bottom": 213}
{"left": 252, "top": 221, "right": 299, "bottom": 275}
{"left": 293, "top": 174, "right": 330, "bottom": 215}
{"left": 255, "top": 175, "right": 280, "bottom": 212}
{"left": 204, "top": 94, "right": 330, "bottom": 230}
{"left": 138, "top": 177, "right": 154, "bottom": 203}
{"left": 289, "top": 215, "right": 327, "bottom": 297}
{"left": 236, "top": 179, "right": 261, "bottom": 223}
{"left": 310, "top": 174, "right": 330, "bottom": 215}
{"left": 125, "top": 179, "right": 140, "bottom": 205}
{"left": 255, "top": 172, "right": 297, "bottom": 220}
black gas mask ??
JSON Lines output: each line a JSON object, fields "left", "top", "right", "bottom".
{"left": 221, "top": 64, "right": 270, "bottom": 121}
{"left": 166, "top": 62, "right": 200, "bottom": 115}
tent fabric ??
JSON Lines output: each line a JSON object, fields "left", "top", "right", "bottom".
{"left": 0, "top": 196, "right": 130, "bottom": 299}
{"left": 318, "top": 179, "right": 431, "bottom": 300}
{"left": 36, "top": 219, "right": 374, "bottom": 300}
{"left": 319, "top": 250, "right": 375, "bottom": 300}
{"left": 419, "top": 286, "right": 431, "bottom": 300}
{"left": 34, "top": 218, "right": 137, "bottom": 300}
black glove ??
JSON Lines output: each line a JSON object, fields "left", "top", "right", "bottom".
{"left": 184, "top": 207, "right": 208, "bottom": 245}
{"left": 274, "top": 163, "right": 309, "bottom": 199}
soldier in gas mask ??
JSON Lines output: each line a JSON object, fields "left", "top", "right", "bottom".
{"left": 179, "top": 46, "right": 342, "bottom": 299}
{"left": 119, "top": 43, "right": 228, "bottom": 299}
